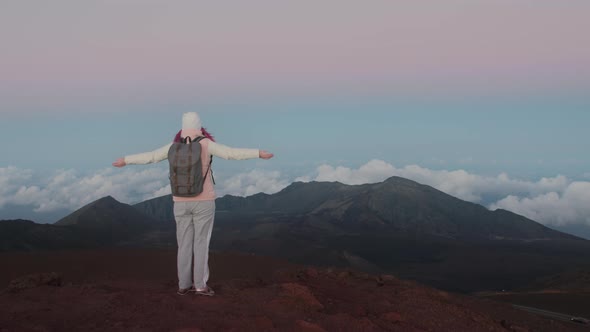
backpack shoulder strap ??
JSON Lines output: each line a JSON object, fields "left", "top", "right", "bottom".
{"left": 181, "top": 136, "right": 208, "bottom": 144}
{"left": 189, "top": 135, "right": 214, "bottom": 182}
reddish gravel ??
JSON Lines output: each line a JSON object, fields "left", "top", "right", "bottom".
{"left": 0, "top": 249, "right": 585, "bottom": 332}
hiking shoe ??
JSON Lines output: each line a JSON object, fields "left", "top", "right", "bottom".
{"left": 195, "top": 286, "right": 215, "bottom": 296}
{"left": 177, "top": 286, "right": 195, "bottom": 296}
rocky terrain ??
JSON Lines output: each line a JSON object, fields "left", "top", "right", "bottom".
{"left": 0, "top": 248, "right": 586, "bottom": 332}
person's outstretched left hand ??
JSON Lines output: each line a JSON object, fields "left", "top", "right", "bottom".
{"left": 112, "top": 158, "right": 127, "bottom": 167}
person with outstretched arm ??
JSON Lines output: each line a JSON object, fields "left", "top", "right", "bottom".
{"left": 112, "top": 112, "right": 274, "bottom": 296}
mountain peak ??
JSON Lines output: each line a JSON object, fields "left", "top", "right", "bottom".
{"left": 94, "top": 195, "right": 119, "bottom": 205}
{"left": 384, "top": 175, "right": 415, "bottom": 183}
{"left": 99, "top": 195, "right": 117, "bottom": 201}
{"left": 54, "top": 195, "right": 157, "bottom": 232}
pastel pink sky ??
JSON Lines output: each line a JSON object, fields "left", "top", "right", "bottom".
{"left": 1, "top": 1, "right": 589, "bottom": 112}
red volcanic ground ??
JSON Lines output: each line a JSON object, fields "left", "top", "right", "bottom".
{"left": 0, "top": 249, "right": 584, "bottom": 332}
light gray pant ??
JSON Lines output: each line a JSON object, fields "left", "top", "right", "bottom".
{"left": 173, "top": 200, "right": 216, "bottom": 290}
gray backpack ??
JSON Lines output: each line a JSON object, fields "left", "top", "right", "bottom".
{"left": 168, "top": 136, "right": 212, "bottom": 197}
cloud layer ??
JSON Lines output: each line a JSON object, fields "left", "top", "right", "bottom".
{"left": 0, "top": 166, "right": 170, "bottom": 213}
{"left": 1, "top": 161, "right": 588, "bottom": 228}
{"left": 490, "top": 182, "right": 590, "bottom": 226}
{"left": 219, "top": 169, "right": 290, "bottom": 198}
{"left": 0, "top": 166, "right": 289, "bottom": 214}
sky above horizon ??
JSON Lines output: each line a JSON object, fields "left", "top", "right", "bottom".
{"left": 1, "top": 1, "right": 589, "bottom": 231}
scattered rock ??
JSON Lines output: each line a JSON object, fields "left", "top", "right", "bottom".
{"left": 296, "top": 320, "right": 328, "bottom": 332}
{"left": 352, "top": 305, "right": 367, "bottom": 317}
{"left": 379, "top": 274, "right": 397, "bottom": 282}
{"left": 353, "top": 272, "right": 370, "bottom": 280}
{"left": 304, "top": 268, "right": 319, "bottom": 278}
{"left": 250, "top": 316, "right": 274, "bottom": 330}
{"left": 509, "top": 325, "right": 530, "bottom": 332}
{"left": 7, "top": 272, "right": 62, "bottom": 293}
{"left": 296, "top": 268, "right": 320, "bottom": 281}
{"left": 380, "top": 311, "right": 404, "bottom": 323}
{"left": 376, "top": 274, "right": 398, "bottom": 287}
{"left": 436, "top": 290, "right": 451, "bottom": 300}
{"left": 500, "top": 320, "right": 531, "bottom": 332}
{"left": 337, "top": 271, "right": 351, "bottom": 281}
{"left": 324, "top": 314, "right": 381, "bottom": 331}
{"left": 277, "top": 283, "right": 324, "bottom": 311}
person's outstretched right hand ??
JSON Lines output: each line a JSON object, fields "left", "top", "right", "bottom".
{"left": 259, "top": 150, "right": 274, "bottom": 160}
{"left": 112, "top": 158, "right": 126, "bottom": 167}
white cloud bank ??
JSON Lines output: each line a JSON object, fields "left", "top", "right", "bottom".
{"left": 0, "top": 166, "right": 289, "bottom": 214}
{"left": 490, "top": 182, "right": 590, "bottom": 226}
{"left": 0, "top": 166, "right": 170, "bottom": 213}
{"left": 1, "top": 160, "right": 589, "bottom": 227}
{"left": 218, "top": 169, "right": 290, "bottom": 197}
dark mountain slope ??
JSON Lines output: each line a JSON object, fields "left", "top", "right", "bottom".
{"left": 131, "top": 194, "right": 175, "bottom": 223}
{"left": 0, "top": 220, "right": 93, "bottom": 251}
{"left": 136, "top": 176, "right": 577, "bottom": 241}
{"left": 55, "top": 196, "right": 161, "bottom": 244}
{"left": 340, "top": 176, "right": 572, "bottom": 240}
{"left": 56, "top": 195, "right": 156, "bottom": 227}
{"left": 133, "top": 181, "right": 351, "bottom": 221}
{"left": 1, "top": 196, "right": 164, "bottom": 252}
